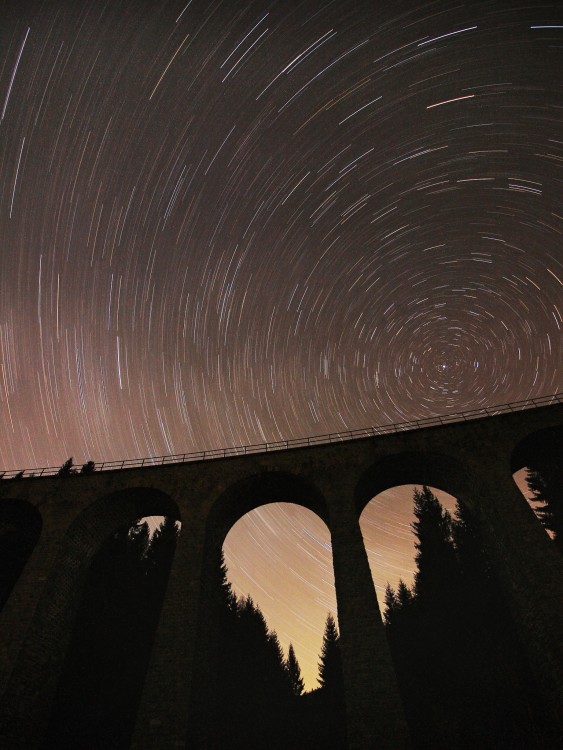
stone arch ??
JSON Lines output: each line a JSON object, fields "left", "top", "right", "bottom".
{"left": 0, "top": 486, "right": 180, "bottom": 750}
{"left": 188, "top": 471, "right": 329, "bottom": 747}
{"left": 46, "top": 484, "right": 181, "bottom": 659}
{"left": 60, "top": 485, "right": 181, "bottom": 565}
{"left": 201, "top": 469, "right": 330, "bottom": 639}
{"left": 0, "top": 499, "right": 42, "bottom": 613}
{"left": 354, "top": 450, "right": 474, "bottom": 517}
{"left": 208, "top": 470, "right": 329, "bottom": 546}
{"left": 44, "top": 487, "right": 181, "bottom": 750}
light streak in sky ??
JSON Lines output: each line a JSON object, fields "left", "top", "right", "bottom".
{"left": 1, "top": 27, "right": 30, "bottom": 122}
{"left": 426, "top": 94, "right": 475, "bottom": 108}
{"left": 149, "top": 31, "right": 191, "bottom": 101}
{"left": 1, "top": 0, "right": 561, "bottom": 690}
{"left": 417, "top": 26, "right": 478, "bottom": 46}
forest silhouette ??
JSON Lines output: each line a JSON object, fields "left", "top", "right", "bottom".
{"left": 28, "top": 456, "right": 562, "bottom": 749}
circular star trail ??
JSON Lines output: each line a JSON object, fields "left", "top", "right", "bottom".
{"left": 1, "top": 0, "right": 561, "bottom": 688}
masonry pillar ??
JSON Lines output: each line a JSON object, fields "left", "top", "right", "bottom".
{"left": 0, "top": 525, "right": 58, "bottom": 695}
{"left": 130, "top": 513, "right": 207, "bottom": 749}
{"left": 468, "top": 461, "right": 563, "bottom": 729}
{"left": 327, "top": 486, "right": 411, "bottom": 749}
{"left": 0, "top": 514, "right": 83, "bottom": 749}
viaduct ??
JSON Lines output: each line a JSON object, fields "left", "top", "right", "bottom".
{"left": 0, "top": 396, "right": 562, "bottom": 748}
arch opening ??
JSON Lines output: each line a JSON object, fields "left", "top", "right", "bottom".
{"left": 358, "top": 467, "right": 556, "bottom": 749}
{"left": 223, "top": 501, "right": 337, "bottom": 693}
{"left": 43, "top": 489, "right": 180, "bottom": 750}
{"left": 197, "top": 471, "right": 345, "bottom": 749}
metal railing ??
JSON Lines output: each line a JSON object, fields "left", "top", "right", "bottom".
{"left": 2, "top": 391, "right": 561, "bottom": 479}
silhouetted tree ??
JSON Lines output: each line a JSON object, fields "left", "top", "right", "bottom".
{"left": 382, "top": 489, "right": 461, "bottom": 745}
{"left": 80, "top": 460, "right": 96, "bottom": 474}
{"left": 285, "top": 643, "right": 305, "bottom": 696}
{"left": 213, "top": 594, "right": 292, "bottom": 749}
{"left": 318, "top": 613, "right": 342, "bottom": 693}
{"left": 527, "top": 460, "right": 563, "bottom": 553}
{"left": 312, "top": 613, "right": 347, "bottom": 748}
{"left": 146, "top": 515, "right": 178, "bottom": 573}
{"left": 383, "top": 582, "right": 398, "bottom": 626}
{"left": 218, "top": 548, "right": 238, "bottom": 614}
{"left": 43, "top": 517, "right": 177, "bottom": 750}
{"left": 412, "top": 485, "right": 458, "bottom": 607}
{"left": 383, "top": 488, "right": 560, "bottom": 749}
{"left": 235, "top": 596, "right": 289, "bottom": 700}
{"left": 57, "top": 457, "right": 75, "bottom": 476}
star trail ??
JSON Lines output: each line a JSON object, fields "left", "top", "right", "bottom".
{"left": 1, "top": 0, "right": 561, "bottom": 688}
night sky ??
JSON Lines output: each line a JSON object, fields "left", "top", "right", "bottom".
{"left": 1, "top": 0, "right": 561, "bottom": 688}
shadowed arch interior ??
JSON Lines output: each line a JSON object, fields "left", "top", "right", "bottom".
{"left": 0, "top": 499, "right": 42, "bottom": 613}
{"left": 44, "top": 490, "right": 181, "bottom": 750}
{"left": 44, "top": 485, "right": 180, "bottom": 635}
{"left": 0, "top": 485, "right": 182, "bottom": 750}
{"left": 70, "top": 486, "right": 180, "bottom": 556}
{"left": 354, "top": 451, "right": 473, "bottom": 516}
{"left": 511, "top": 426, "right": 563, "bottom": 474}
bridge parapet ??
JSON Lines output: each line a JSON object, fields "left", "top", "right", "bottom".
{"left": 2, "top": 391, "right": 561, "bottom": 479}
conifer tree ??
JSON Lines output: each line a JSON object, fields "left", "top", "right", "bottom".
{"left": 214, "top": 593, "right": 292, "bottom": 749}
{"left": 127, "top": 520, "right": 150, "bottom": 570}
{"left": 57, "top": 457, "right": 75, "bottom": 476}
{"left": 412, "top": 485, "right": 458, "bottom": 607}
{"left": 318, "top": 613, "right": 342, "bottom": 693}
{"left": 396, "top": 579, "right": 413, "bottom": 609}
{"left": 527, "top": 460, "right": 563, "bottom": 553}
{"left": 383, "top": 583, "right": 398, "bottom": 626}
{"left": 390, "top": 490, "right": 559, "bottom": 749}
{"left": 80, "top": 460, "right": 96, "bottom": 474}
{"left": 285, "top": 643, "right": 305, "bottom": 696}
{"left": 147, "top": 516, "right": 178, "bottom": 575}
{"left": 218, "top": 549, "right": 238, "bottom": 614}
{"left": 44, "top": 517, "right": 178, "bottom": 750}
{"left": 313, "top": 613, "right": 347, "bottom": 749}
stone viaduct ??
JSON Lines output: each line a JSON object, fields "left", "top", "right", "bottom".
{"left": 0, "top": 398, "right": 562, "bottom": 748}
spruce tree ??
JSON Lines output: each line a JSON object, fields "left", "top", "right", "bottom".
{"left": 146, "top": 516, "right": 179, "bottom": 578}
{"left": 218, "top": 549, "right": 238, "bottom": 614}
{"left": 285, "top": 643, "right": 305, "bottom": 696}
{"left": 315, "top": 613, "right": 346, "bottom": 748}
{"left": 396, "top": 579, "right": 413, "bottom": 609}
{"left": 397, "top": 487, "right": 464, "bottom": 747}
{"left": 318, "top": 613, "right": 342, "bottom": 693}
{"left": 43, "top": 518, "right": 178, "bottom": 750}
{"left": 57, "top": 457, "right": 75, "bottom": 476}
{"left": 383, "top": 583, "right": 398, "bottom": 626}
{"left": 412, "top": 485, "right": 458, "bottom": 607}
{"left": 394, "top": 491, "right": 561, "bottom": 749}
{"left": 213, "top": 582, "right": 293, "bottom": 749}
{"left": 527, "top": 460, "right": 563, "bottom": 553}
